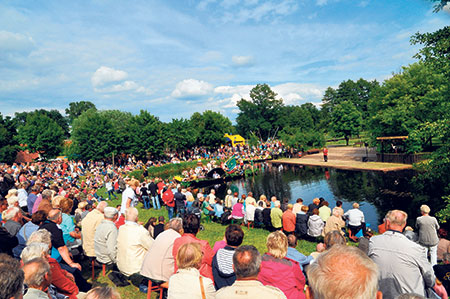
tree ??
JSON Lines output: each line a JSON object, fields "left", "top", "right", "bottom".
{"left": 15, "top": 109, "right": 69, "bottom": 137}
{"left": 430, "top": 0, "right": 450, "bottom": 12}
{"left": 331, "top": 101, "right": 362, "bottom": 145}
{"left": 0, "top": 114, "right": 18, "bottom": 164}
{"left": 367, "top": 63, "right": 446, "bottom": 144}
{"left": 71, "top": 109, "right": 114, "bottom": 161}
{"left": 98, "top": 110, "right": 133, "bottom": 155}
{"left": 191, "top": 111, "right": 233, "bottom": 147}
{"left": 16, "top": 113, "right": 65, "bottom": 159}
{"left": 236, "top": 84, "right": 284, "bottom": 140}
{"left": 65, "top": 101, "right": 97, "bottom": 124}
{"left": 165, "top": 118, "right": 197, "bottom": 151}
{"left": 129, "top": 110, "right": 164, "bottom": 159}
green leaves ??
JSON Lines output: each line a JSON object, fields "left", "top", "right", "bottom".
{"left": 331, "top": 101, "right": 362, "bottom": 145}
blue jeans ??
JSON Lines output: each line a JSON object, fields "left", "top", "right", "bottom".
{"left": 142, "top": 196, "right": 150, "bottom": 209}
{"left": 176, "top": 207, "right": 185, "bottom": 218}
{"left": 167, "top": 206, "right": 174, "bottom": 219}
{"left": 107, "top": 190, "right": 117, "bottom": 200}
{"left": 152, "top": 196, "right": 161, "bottom": 210}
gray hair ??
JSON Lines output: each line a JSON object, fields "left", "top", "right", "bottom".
{"left": 307, "top": 245, "right": 379, "bottom": 299}
{"left": 386, "top": 210, "right": 408, "bottom": 227}
{"left": 21, "top": 243, "right": 49, "bottom": 263}
{"left": 27, "top": 229, "right": 52, "bottom": 247}
{"left": 169, "top": 217, "right": 183, "bottom": 233}
{"left": 0, "top": 254, "right": 24, "bottom": 299}
{"left": 23, "top": 257, "right": 51, "bottom": 288}
{"left": 86, "top": 286, "right": 121, "bottom": 299}
{"left": 125, "top": 207, "right": 138, "bottom": 222}
{"left": 3, "top": 207, "right": 19, "bottom": 221}
{"left": 233, "top": 245, "right": 261, "bottom": 279}
{"left": 97, "top": 201, "right": 108, "bottom": 213}
{"left": 41, "top": 189, "right": 53, "bottom": 200}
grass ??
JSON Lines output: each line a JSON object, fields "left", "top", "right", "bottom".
{"left": 90, "top": 188, "right": 318, "bottom": 298}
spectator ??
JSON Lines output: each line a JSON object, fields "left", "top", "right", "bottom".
{"left": 34, "top": 189, "right": 53, "bottom": 214}
{"left": 81, "top": 201, "right": 107, "bottom": 259}
{"left": 416, "top": 204, "right": 440, "bottom": 266}
{"left": 231, "top": 198, "right": 245, "bottom": 223}
{"left": 22, "top": 257, "right": 52, "bottom": 299}
{"left": 212, "top": 224, "right": 244, "bottom": 290}
{"left": 307, "top": 198, "right": 320, "bottom": 216}
{"left": 0, "top": 253, "right": 24, "bottom": 299}
{"left": 318, "top": 201, "right": 331, "bottom": 222}
{"left": 27, "top": 185, "right": 39, "bottom": 214}
{"left": 358, "top": 228, "right": 374, "bottom": 255}
{"left": 433, "top": 253, "right": 450, "bottom": 295}
{"left": 120, "top": 179, "right": 139, "bottom": 216}
{"left": 323, "top": 208, "right": 345, "bottom": 236}
{"left": 282, "top": 204, "right": 296, "bottom": 235}
{"left": 258, "top": 231, "right": 306, "bottom": 299}
{"left": 144, "top": 217, "right": 157, "bottom": 238}
{"left": 344, "top": 202, "right": 365, "bottom": 242}
{"left": 286, "top": 234, "right": 313, "bottom": 271}
{"left": 173, "top": 214, "right": 215, "bottom": 281}
{"left": 438, "top": 229, "right": 450, "bottom": 262}
{"left": 270, "top": 200, "right": 283, "bottom": 231}
{"left": 174, "top": 187, "right": 186, "bottom": 218}
{"left": 306, "top": 245, "right": 381, "bottom": 299}
{"left": 141, "top": 218, "right": 183, "bottom": 283}
{"left": 3, "top": 206, "right": 22, "bottom": 236}
{"left": 169, "top": 242, "right": 215, "bottom": 299}
{"left": 216, "top": 245, "right": 286, "bottom": 299}
{"left": 21, "top": 241, "right": 80, "bottom": 298}
{"left": 295, "top": 205, "right": 309, "bottom": 239}
{"left": 86, "top": 286, "right": 121, "bottom": 299}
{"left": 369, "top": 210, "right": 436, "bottom": 298}
{"left": 245, "top": 192, "right": 256, "bottom": 207}
{"left": 323, "top": 230, "right": 346, "bottom": 249}
{"left": 307, "top": 208, "right": 324, "bottom": 241}
{"left": 257, "top": 195, "right": 268, "bottom": 208}
{"left": 332, "top": 200, "right": 344, "bottom": 218}
{"left": 117, "top": 207, "right": 153, "bottom": 276}
{"left": 292, "top": 198, "right": 304, "bottom": 214}
{"left": 214, "top": 199, "right": 225, "bottom": 220}
{"left": 13, "top": 210, "right": 47, "bottom": 258}
{"left": 94, "top": 207, "right": 119, "bottom": 267}
{"left": 224, "top": 189, "right": 233, "bottom": 209}
{"left": 60, "top": 198, "right": 81, "bottom": 251}
{"left": 153, "top": 216, "right": 166, "bottom": 239}
{"left": 404, "top": 226, "right": 418, "bottom": 242}
{"left": 262, "top": 203, "right": 273, "bottom": 231}
{"left": 40, "top": 209, "right": 81, "bottom": 270}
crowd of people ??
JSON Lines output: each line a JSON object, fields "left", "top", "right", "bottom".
{"left": 0, "top": 154, "right": 450, "bottom": 299}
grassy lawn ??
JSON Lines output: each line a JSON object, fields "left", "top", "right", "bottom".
{"left": 89, "top": 189, "right": 319, "bottom": 298}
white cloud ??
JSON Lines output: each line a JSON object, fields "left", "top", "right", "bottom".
{"left": 91, "top": 66, "right": 128, "bottom": 87}
{"left": 197, "top": 0, "right": 216, "bottom": 10}
{"left": 136, "top": 86, "right": 152, "bottom": 95}
{"left": 272, "top": 83, "right": 325, "bottom": 104}
{"left": 444, "top": 3, "right": 450, "bottom": 13}
{"left": 232, "top": 55, "right": 253, "bottom": 66}
{"left": 171, "top": 79, "right": 214, "bottom": 98}
{"left": 316, "top": 0, "right": 328, "bottom": 6}
{"left": 94, "top": 80, "right": 137, "bottom": 93}
{"left": 0, "top": 30, "right": 34, "bottom": 53}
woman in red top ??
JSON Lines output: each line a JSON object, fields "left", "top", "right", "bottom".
{"left": 258, "top": 231, "right": 306, "bottom": 299}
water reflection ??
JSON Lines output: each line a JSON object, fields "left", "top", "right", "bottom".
{"left": 217, "top": 165, "right": 442, "bottom": 232}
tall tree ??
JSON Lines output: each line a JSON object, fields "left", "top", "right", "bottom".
{"left": 165, "top": 118, "right": 197, "bottom": 151}
{"left": 129, "top": 110, "right": 164, "bottom": 159}
{"left": 0, "top": 114, "right": 18, "bottom": 164}
{"left": 16, "top": 113, "right": 65, "bottom": 159}
{"left": 331, "top": 101, "right": 362, "bottom": 145}
{"left": 65, "top": 101, "right": 97, "bottom": 124}
{"left": 236, "top": 84, "right": 284, "bottom": 140}
{"left": 191, "top": 111, "right": 233, "bottom": 147}
{"left": 15, "top": 109, "right": 69, "bottom": 137}
{"left": 98, "top": 110, "right": 133, "bottom": 155}
{"left": 71, "top": 109, "right": 114, "bottom": 161}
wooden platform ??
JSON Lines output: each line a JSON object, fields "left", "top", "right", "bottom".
{"left": 270, "top": 158, "right": 413, "bottom": 172}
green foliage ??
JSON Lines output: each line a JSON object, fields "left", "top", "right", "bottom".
{"left": 279, "top": 127, "right": 325, "bottom": 149}
{"left": 65, "top": 101, "right": 97, "bottom": 124}
{"left": 15, "top": 109, "right": 69, "bottom": 137}
{"left": 429, "top": 1, "right": 450, "bottom": 12}
{"left": 71, "top": 109, "right": 114, "bottom": 161}
{"left": 331, "top": 101, "right": 362, "bottom": 145}
{"left": 367, "top": 63, "right": 446, "bottom": 146}
{"left": 99, "top": 110, "right": 133, "bottom": 156}
{"left": 236, "top": 84, "right": 284, "bottom": 140}
{"left": 190, "top": 111, "right": 233, "bottom": 147}
{"left": 16, "top": 113, "right": 65, "bottom": 159}
{"left": 436, "top": 196, "right": 450, "bottom": 223}
{"left": 0, "top": 114, "right": 18, "bottom": 164}
{"left": 165, "top": 118, "right": 198, "bottom": 151}
{"left": 129, "top": 110, "right": 164, "bottom": 159}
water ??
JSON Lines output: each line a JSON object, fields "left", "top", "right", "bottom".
{"left": 214, "top": 164, "right": 442, "bottom": 232}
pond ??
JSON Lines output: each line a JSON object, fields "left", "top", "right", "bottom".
{"left": 214, "top": 164, "right": 443, "bottom": 232}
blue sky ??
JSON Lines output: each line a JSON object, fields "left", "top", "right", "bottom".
{"left": 0, "top": 0, "right": 449, "bottom": 122}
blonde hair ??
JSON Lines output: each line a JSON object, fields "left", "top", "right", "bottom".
{"left": 266, "top": 231, "right": 288, "bottom": 259}
{"left": 52, "top": 195, "right": 65, "bottom": 209}
{"left": 259, "top": 195, "right": 267, "bottom": 201}
{"left": 352, "top": 202, "right": 359, "bottom": 209}
{"left": 176, "top": 242, "right": 203, "bottom": 269}
{"left": 420, "top": 204, "right": 430, "bottom": 214}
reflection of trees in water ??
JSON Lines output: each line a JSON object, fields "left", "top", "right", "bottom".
{"left": 222, "top": 165, "right": 443, "bottom": 227}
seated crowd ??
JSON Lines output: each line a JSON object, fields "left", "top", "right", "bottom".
{"left": 1, "top": 172, "right": 450, "bottom": 299}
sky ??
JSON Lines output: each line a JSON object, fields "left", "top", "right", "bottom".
{"left": 0, "top": 0, "right": 449, "bottom": 122}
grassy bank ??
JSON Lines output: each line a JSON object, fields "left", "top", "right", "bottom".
{"left": 91, "top": 189, "right": 318, "bottom": 298}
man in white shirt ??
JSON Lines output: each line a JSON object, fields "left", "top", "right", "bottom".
{"left": 120, "top": 179, "right": 139, "bottom": 215}
{"left": 344, "top": 202, "right": 365, "bottom": 242}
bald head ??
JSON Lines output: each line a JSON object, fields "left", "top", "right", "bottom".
{"left": 47, "top": 209, "right": 62, "bottom": 222}
{"left": 97, "top": 201, "right": 108, "bottom": 213}
{"left": 386, "top": 210, "right": 407, "bottom": 232}
{"left": 233, "top": 245, "right": 261, "bottom": 279}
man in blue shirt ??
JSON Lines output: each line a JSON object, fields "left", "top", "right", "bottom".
{"left": 286, "top": 234, "right": 313, "bottom": 270}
